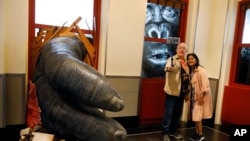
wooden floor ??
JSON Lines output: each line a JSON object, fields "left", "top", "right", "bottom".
{"left": 125, "top": 126, "right": 229, "bottom": 141}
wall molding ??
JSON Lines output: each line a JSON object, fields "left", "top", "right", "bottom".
{"left": 0, "top": 74, "right": 6, "bottom": 127}
{"left": 5, "top": 73, "right": 26, "bottom": 125}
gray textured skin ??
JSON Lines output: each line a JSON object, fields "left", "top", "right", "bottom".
{"left": 32, "top": 36, "right": 127, "bottom": 141}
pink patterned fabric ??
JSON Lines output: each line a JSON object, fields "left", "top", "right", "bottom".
{"left": 191, "top": 66, "right": 213, "bottom": 121}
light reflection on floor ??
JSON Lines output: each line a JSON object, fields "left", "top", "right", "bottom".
{"left": 125, "top": 126, "right": 229, "bottom": 141}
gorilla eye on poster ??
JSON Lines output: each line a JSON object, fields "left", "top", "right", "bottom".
{"left": 142, "top": 3, "right": 181, "bottom": 78}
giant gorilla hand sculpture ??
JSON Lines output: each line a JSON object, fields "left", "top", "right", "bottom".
{"left": 32, "top": 36, "right": 127, "bottom": 141}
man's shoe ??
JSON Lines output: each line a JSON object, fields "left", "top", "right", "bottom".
{"left": 169, "top": 132, "right": 183, "bottom": 140}
{"left": 189, "top": 134, "right": 205, "bottom": 141}
{"left": 163, "top": 134, "right": 171, "bottom": 141}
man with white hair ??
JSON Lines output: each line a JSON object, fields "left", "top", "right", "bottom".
{"left": 162, "top": 42, "right": 190, "bottom": 141}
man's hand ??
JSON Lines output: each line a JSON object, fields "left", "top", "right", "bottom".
{"left": 166, "top": 66, "right": 175, "bottom": 72}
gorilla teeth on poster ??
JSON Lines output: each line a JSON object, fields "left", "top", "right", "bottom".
{"left": 142, "top": 3, "right": 180, "bottom": 78}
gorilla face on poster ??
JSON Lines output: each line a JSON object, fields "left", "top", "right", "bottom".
{"left": 142, "top": 3, "right": 180, "bottom": 78}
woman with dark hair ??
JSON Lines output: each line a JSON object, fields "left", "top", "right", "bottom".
{"left": 187, "top": 53, "right": 213, "bottom": 141}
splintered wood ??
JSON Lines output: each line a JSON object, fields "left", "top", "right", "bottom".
{"left": 30, "top": 16, "right": 96, "bottom": 77}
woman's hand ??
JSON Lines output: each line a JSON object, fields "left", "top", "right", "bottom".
{"left": 165, "top": 66, "right": 175, "bottom": 72}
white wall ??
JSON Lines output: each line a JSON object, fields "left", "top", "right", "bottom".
{"left": 185, "top": 0, "right": 199, "bottom": 52}
{"left": 193, "top": 0, "right": 227, "bottom": 79}
{"left": 99, "top": 0, "right": 147, "bottom": 76}
{"left": 0, "top": 0, "right": 5, "bottom": 73}
{"left": 2, "top": 0, "right": 28, "bottom": 74}
{"left": 99, "top": 0, "right": 147, "bottom": 117}
{"left": 0, "top": 0, "right": 28, "bottom": 125}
